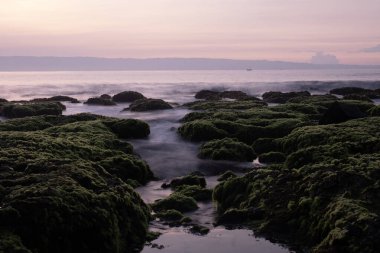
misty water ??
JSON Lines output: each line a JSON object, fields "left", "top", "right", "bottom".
{"left": 1, "top": 69, "right": 380, "bottom": 253}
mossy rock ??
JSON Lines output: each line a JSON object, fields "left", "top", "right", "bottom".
{"left": 368, "top": 105, "right": 380, "bottom": 116}
{"left": 195, "top": 90, "right": 220, "bottom": 99}
{"left": 0, "top": 102, "right": 64, "bottom": 118}
{"left": 330, "top": 87, "right": 380, "bottom": 98}
{"left": 178, "top": 120, "right": 228, "bottom": 141}
{"left": 0, "top": 114, "right": 153, "bottom": 252}
{"left": 189, "top": 225, "right": 210, "bottom": 235}
{"left": 213, "top": 117, "right": 380, "bottom": 253}
{"left": 127, "top": 98, "right": 173, "bottom": 111}
{"left": 155, "top": 209, "right": 184, "bottom": 221}
{"left": 31, "top": 96, "right": 80, "bottom": 103}
{"left": 112, "top": 91, "right": 146, "bottom": 102}
{"left": 217, "top": 171, "right": 237, "bottom": 182}
{"left": 104, "top": 118, "right": 150, "bottom": 139}
{"left": 258, "top": 152, "right": 286, "bottom": 164}
{"left": 84, "top": 97, "right": 117, "bottom": 106}
{"left": 151, "top": 193, "right": 198, "bottom": 213}
{"left": 166, "top": 174, "right": 207, "bottom": 189}
{"left": 262, "top": 91, "right": 311, "bottom": 103}
{"left": 199, "top": 138, "right": 257, "bottom": 162}
{"left": 174, "top": 185, "right": 212, "bottom": 201}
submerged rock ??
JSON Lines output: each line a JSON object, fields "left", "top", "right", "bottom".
{"left": 0, "top": 114, "right": 153, "bottom": 252}
{"left": 112, "top": 91, "right": 146, "bottom": 102}
{"left": 126, "top": 98, "right": 173, "bottom": 111}
{"left": 164, "top": 174, "right": 207, "bottom": 189}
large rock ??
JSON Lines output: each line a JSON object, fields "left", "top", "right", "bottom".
{"left": 126, "top": 98, "right": 173, "bottom": 111}
{"left": 112, "top": 91, "right": 146, "bottom": 102}
{"left": 0, "top": 115, "right": 153, "bottom": 252}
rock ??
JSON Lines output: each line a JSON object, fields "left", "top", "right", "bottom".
{"left": 100, "top": 94, "right": 112, "bottom": 100}
{"left": 168, "top": 174, "right": 207, "bottom": 189}
{"left": 0, "top": 98, "right": 8, "bottom": 103}
{"left": 0, "top": 115, "right": 153, "bottom": 252}
{"left": 343, "top": 94, "right": 372, "bottom": 102}
{"left": 32, "top": 96, "right": 80, "bottom": 103}
{"left": 217, "top": 171, "right": 237, "bottom": 181}
{"left": 155, "top": 209, "right": 184, "bottom": 221}
{"left": 84, "top": 97, "right": 117, "bottom": 106}
{"left": 127, "top": 98, "right": 173, "bottom": 112}
{"left": 199, "top": 138, "right": 257, "bottom": 162}
{"left": 112, "top": 91, "right": 146, "bottom": 102}
{"left": 330, "top": 87, "right": 380, "bottom": 98}
{"left": 195, "top": 90, "right": 220, "bottom": 99}
{"left": 151, "top": 193, "right": 198, "bottom": 213}
{"left": 189, "top": 225, "right": 210, "bottom": 235}
{"left": 368, "top": 105, "right": 380, "bottom": 116}
{"left": 319, "top": 101, "right": 367, "bottom": 124}
{"left": 262, "top": 91, "right": 311, "bottom": 103}
{"left": 174, "top": 185, "right": 212, "bottom": 201}
{"left": 258, "top": 152, "right": 286, "bottom": 164}
{"left": 104, "top": 119, "right": 150, "bottom": 139}
{"left": 220, "top": 90, "right": 249, "bottom": 99}
{"left": 0, "top": 102, "right": 64, "bottom": 118}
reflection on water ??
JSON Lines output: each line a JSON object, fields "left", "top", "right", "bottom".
{"left": 142, "top": 228, "right": 292, "bottom": 253}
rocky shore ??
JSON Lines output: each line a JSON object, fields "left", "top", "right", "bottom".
{"left": 0, "top": 86, "right": 379, "bottom": 253}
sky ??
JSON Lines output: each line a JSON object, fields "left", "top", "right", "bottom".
{"left": 0, "top": 0, "right": 380, "bottom": 64}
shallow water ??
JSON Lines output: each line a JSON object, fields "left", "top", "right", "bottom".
{"left": 142, "top": 228, "right": 291, "bottom": 253}
{"left": 2, "top": 69, "right": 380, "bottom": 253}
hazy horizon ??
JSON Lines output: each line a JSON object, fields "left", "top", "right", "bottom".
{"left": 1, "top": 0, "right": 380, "bottom": 64}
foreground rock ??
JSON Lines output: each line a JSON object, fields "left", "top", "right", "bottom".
{"left": 112, "top": 91, "right": 146, "bottom": 102}
{"left": 213, "top": 117, "right": 380, "bottom": 253}
{"left": 126, "top": 98, "right": 173, "bottom": 111}
{"left": 0, "top": 102, "right": 65, "bottom": 118}
{"left": 0, "top": 114, "right": 153, "bottom": 252}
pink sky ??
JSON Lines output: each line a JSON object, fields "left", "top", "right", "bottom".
{"left": 0, "top": 0, "right": 380, "bottom": 64}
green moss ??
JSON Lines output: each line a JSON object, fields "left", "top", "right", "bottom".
{"left": 258, "top": 152, "right": 286, "bottom": 164}
{"left": 112, "top": 91, "right": 146, "bottom": 102}
{"left": 146, "top": 231, "right": 161, "bottom": 242}
{"left": 167, "top": 174, "right": 207, "bottom": 189}
{"left": 199, "top": 138, "right": 256, "bottom": 162}
{"left": 174, "top": 185, "right": 212, "bottom": 201}
{"left": 217, "top": 171, "right": 237, "bottom": 182}
{"left": 213, "top": 117, "right": 380, "bottom": 253}
{"left": 84, "top": 97, "right": 117, "bottom": 106}
{"left": 368, "top": 105, "right": 380, "bottom": 116}
{"left": 151, "top": 193, "right": 198, "bottom": 213}
{"left": 104, "top": 118, "right": 150, "bottom": 139}
{"left": 127, "top": 98, "right": 173, "bottom": 111}
{"left": 1, "top": 102, "right": 64, "bottom": 118}
{"left": 0, "top": 114, "right": 153, "bottom": 252}
{"left": 155, "top": 209, "right": 184, "bottom": 221}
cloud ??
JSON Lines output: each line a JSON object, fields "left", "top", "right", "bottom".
{"left": 362, "top": 44, "right": 380, "bottom": 53}
{"left": 310, "top": 52, "right": 339, "bottom": 65}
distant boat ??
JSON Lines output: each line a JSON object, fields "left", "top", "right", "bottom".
{"left": 246, "top": 68, "right": 252, "bottom": 71}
